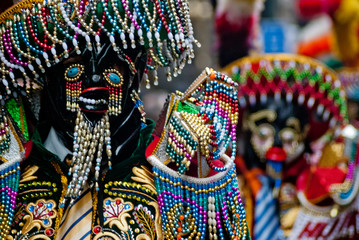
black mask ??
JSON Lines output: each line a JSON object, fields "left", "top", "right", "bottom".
{"left": 40, "top": 42, "right": 147, "bottom": 162}
{"left": 242, "top": 97, "right": 310, "bottom": 170}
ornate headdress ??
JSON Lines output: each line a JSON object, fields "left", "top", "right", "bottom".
{"left": 0, "top": 0, "right": 198, "bottom": 93}
{"left": 222, "top": 54, "right": 348, "bottom": 136}
{"left": 222, "top": 54, "right": 348, "bottom": 197}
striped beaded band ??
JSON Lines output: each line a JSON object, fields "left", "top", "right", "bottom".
{"left": 222, "top": 54, "right": 348, "bottom": 132}
{"left": 0, "top": 0, "right": 198, "bottom": 99}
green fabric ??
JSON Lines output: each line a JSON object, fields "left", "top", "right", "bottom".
{"left": 106, "top": 119, "right": 155, "bottom": 182}
{"left": 6, "top": 98, "right": 29, "bottom": 140}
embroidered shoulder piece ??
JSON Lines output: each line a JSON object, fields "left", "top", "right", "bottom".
{"left": 94, "top": 165, "right": 162, "bottom": 240}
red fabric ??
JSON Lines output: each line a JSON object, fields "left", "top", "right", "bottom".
{"left": 23, "top": 140, "right": 33, "bottom": 160}
{"left": 145, "top": 135, "right": 160, "bottom": 158}
{"left": 297, "top": 0, "right": 342, "bottom": 18}
{"left": 283, "top": 156, "right": 308, "bottom": 180}
{"left": 297, "top": 166, "right": 346, "bottom": 202}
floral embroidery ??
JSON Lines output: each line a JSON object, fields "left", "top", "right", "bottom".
{"left": 104, "top": 198, "right": 132, "bottom": 222}
{"left": 103, "top": 197, "right": 133, "bottom": 233}
{"left": 26, "top": 200, "right": 57, "bottom": 227}
{"left": 18, "top": 199, "right": 57, "bottom": 237}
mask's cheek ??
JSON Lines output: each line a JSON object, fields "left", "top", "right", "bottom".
{"left": 250, "top": 133, "right": 274, "bottom": 160}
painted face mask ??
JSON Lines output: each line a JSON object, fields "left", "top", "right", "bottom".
{"left": 222, "top": 54, "right": 347, "bottom": 197}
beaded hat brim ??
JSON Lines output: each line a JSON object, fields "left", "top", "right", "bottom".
{"left": 221, "top": 54, "right": 348, "bottom": 137}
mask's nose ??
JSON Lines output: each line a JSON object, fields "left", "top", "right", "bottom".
{"left": 273, "top": 132, "right": 282, "bottom": 148}
{"left": 82, "top": 57, "right": 105, "bottom": 88}
{"left": 91, "top": 74, "right": 101, "bottom": 83}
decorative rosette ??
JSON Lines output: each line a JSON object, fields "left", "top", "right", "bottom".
{"left": 147, "top": 68, "right": 249, "bottom": 240}
{"left": 0, "top": 0, "right": 198, "bottom": 101}
{"left": 222, "top": 54, "right": 348, "bottom": 138}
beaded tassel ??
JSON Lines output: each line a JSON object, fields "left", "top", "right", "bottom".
{"left": 65, "top": 64, "right": 84, "bottom": 112}
{"left": 131, "top": 90, "right": 147, "bottom": 128}
{"left": 65, "top": 81, "right": 81, "bottom": 112}
{"left": 103, "top": 69, "right": 124, "bottom": 116}
{"left": 0, "top": 161, "right": 20, "bottom": 238}
{"left": 60, "top": 111, "right": 112, "bottom": 207}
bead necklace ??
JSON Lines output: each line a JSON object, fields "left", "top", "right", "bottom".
{"left": 0, "top": 108, "right": 10, "bottom": 154}
{"left": 329, "top": 126, "right": 359, "bottom": 206}
{"left": 60, "top": 111, "right": 112, "bottom": 207}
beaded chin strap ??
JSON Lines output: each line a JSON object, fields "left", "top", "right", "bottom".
{"left": 147, "top": 68, "right": 249, "bottom": 240}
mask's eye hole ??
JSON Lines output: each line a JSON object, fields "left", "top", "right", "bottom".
{"left": 65, "top": 64, "right": 84, "bottom": 81}
{"left": 103, "top": 69, "right": 123, "bottom": 87}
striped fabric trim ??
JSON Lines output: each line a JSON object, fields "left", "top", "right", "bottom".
{"left": 56, "top": 188, "right": 93, "bottom": 240}
{"left": 254, "top": 176, "right": 281, "bottom": 240}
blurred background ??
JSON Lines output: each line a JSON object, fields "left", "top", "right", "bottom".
{"left": 141, "top": 0, "right": 357, "bottom": 122}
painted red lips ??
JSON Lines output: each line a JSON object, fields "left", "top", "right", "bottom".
{"left": 265, "top": 147, "right": 287, "bottom": 162}
{"left": 78, "top": 87, "right": 109, "bottom": 113}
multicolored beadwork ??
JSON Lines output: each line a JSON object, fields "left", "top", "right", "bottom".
{"left": 0, "top": 108, "right": 10, "bottom": 154}
{"left": 152, "top": 160, "right": 248, "bottom": 240}
{"left": 65, "top": 64, "right": 84, "bottom": 112}
{"left": 104, "top": 69, "right": 124, "bottom": 116}
{"left": 0, "top": 0, "right": 198, "bottom": 100}
{"left": 0, "top": 160, "right": 20, "bottom": 238}
{"left": 330, "top": 125, "right": 359, "bottom": 206}
{"left": 222, "top": 54, "right": 348, "bottom": 129}
{"left": 147, "top": 68, "right": 248, "bottom": 240}
{"left": 163, "top": 68, "right": 239, "bottom": 174}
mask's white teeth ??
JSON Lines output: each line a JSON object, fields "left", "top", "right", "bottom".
{"left": 79, "top": 97, "right": 107, "bottom": 104}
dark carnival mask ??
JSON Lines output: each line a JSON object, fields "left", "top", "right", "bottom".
{"left": 222, "top": 54, "right": 347, "bottom": 196}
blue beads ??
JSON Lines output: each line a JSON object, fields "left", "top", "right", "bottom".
{"left": 153, "top": 165, "right": 248, "bottom": 240}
